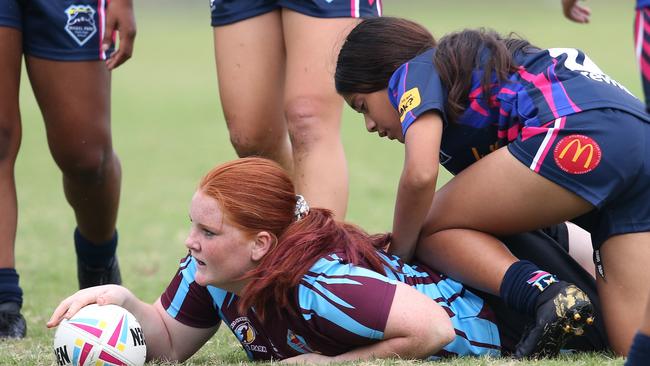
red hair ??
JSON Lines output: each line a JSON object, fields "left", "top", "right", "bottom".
{"left": 198, "top": 158, "right": 391, "bottom": 320}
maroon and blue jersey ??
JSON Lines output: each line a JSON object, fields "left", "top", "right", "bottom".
{"left": 389, "top": 47, "right": 650, "bottom": 175}
{"left": 161, "top": 252, "right": 501, "bottom": 361}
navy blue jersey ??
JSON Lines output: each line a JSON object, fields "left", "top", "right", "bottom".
{"left": 161, "top": 252, "right": 501, "bottom": 361}
{"left": 638, "top": 0, "right": 650, "bottom": 9}
{"left": 389, "top": 48, "right": 650, "bottom": 175}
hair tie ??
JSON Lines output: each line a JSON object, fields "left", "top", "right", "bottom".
{"left": 294, "top": 195, "right": 310, "bottom": 221}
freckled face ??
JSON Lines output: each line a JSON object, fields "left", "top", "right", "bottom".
{"left": 184, "top": 190, "right": 255, "bottom": 292}
{"left": 345, "top": 89, "right": 404, "bottom": 142}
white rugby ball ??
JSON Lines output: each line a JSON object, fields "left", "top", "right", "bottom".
{"left": 53, "top": 304, "right": 146, "bottom": 366}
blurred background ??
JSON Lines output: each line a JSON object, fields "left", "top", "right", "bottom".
{"left": 7, "top": 0, "right": 637, "bottom": 363}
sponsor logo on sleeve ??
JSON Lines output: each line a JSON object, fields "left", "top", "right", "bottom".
{"left": 398, "top": 87, "right": 421, "bottom": 122}
{"left": 64, "top": 5, "right": 97, "bottom": 46}
{"left": 553, "top": 134, "right": 602, "bottom": 174}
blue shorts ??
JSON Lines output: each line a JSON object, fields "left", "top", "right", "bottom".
{"left": 0, "top": 0, "right": 113, "bottom": 61}
{"left": 508, "top": 108, "right": 650, "bottom": 248}
{"left": 210, "top": 0, "right": 382, "bottom": 26}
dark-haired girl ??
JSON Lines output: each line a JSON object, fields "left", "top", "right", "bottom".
{"left": 335, "top": 17, "right": 650, "bottom": 356}
{"left": 46, "top": 158, "right": 605, "bottom": 363}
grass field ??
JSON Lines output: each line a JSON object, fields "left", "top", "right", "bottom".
{"left": 0, "top": 0, "right": 639, "bottom": 364}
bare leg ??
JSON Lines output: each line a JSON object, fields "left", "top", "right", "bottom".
{"left": 416, "top": 147, "right": 650, "bottom": 355}
{"left": 0, "top": 27, "right": 27, "bottom": 338}
{"left": 213, "top": 11, "right": 293, "bottom": 173}
{"left": 418, "top": 148, "right": 593, "bottom": 294}
{"left": 282, "top": 10, "right": 353, "bottom": 218}
{"left": 0, "top": 28, "right": 22, "bottom": 269}
{"left": 598, "top": 233, "right": 650, "bottom": 355}
{"left": 417, "top": 229, "right": 516, "bottom": 295}
{"left": 25, "top": 58, "right": 120, "bottom": 243}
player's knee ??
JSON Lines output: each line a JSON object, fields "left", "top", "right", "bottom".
{"left": 229, "top": 132, "right": 260, "bottom": 157}
{"left": 225, "top": 114, "right": 283, "bottom": 158}
{"left": 0, "top": 124, "right": 20, "bottom": 163}
{"left": 285, "top": 97, "right": 327, "bottom": 151}
{"left": 54, "top": 146, "right": 115, "bottom": 183}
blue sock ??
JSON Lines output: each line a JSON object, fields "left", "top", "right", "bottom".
{"left": 627, "top": 332, "right": 650, "bottom": 366}
{"left": 74, "top": 228, "right": 118, "bottom": 268}
{"left": 500, "top": 260, "right": 558, "bottom": 317}
{"left": 0, "top": 268, "right": 23, "bottom": 307}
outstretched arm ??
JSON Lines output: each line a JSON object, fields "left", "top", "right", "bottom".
{"left": 561, "top": 0, "right": 591, "bottom": 23}
{"left": 389, "top": 111, "right": 443, "bottom": 261}
{"left": 47, "top": 285, "right": 218, "bottom": 362}
{"left": 282, "top": 282, "right": 455, "bottom": 364}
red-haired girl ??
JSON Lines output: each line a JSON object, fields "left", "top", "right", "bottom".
{"left": 47, "top": 158, "right": 605, "bottom": 362}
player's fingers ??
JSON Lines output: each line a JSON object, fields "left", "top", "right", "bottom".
{"left": 47, "top": 300, "right": 74, "bottom": 327}
{"left": 102, "top": 16, "right": 117, "bottom": 55}
{"left": 62, "top": 294, "right": 99, "bottom": 319}
{"left": 106, "top": 24, "right": 136, "bottom": 70}
{"left": 570, "top": 8, "right": 590, "bottom": 23}
{"left": 47, "top": 291, "right": 85, "bottom": 327}
{"left": 47, "top": 288, "right": 109, "bottom": 327}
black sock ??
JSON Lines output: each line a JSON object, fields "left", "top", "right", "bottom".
{"left": 0, "top": 268, "right": 22, "bottom": 307}
{"left": 74, "top": 228, "right": 118, "bottom": 268}
{"left": 500, "top": 260, "right": 558, "bottom": 317}
{"left": 626, "top": 332, "right": 650, "bottom": 366}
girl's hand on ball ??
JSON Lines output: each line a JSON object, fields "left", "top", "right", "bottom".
{"left": 46, "top": 284, "right": 132, "bottom": 328}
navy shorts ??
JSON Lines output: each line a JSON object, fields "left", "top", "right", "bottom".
{"left": 0, "top": 0, "right": 113, "bottom": 61}
{"left": 508, "top": 108, "right": 650, "bottom": 248}
{"left": 210, "top": 0, "right": 382, "bottom": 27}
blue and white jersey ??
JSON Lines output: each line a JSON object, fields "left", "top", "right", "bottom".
{"left": 388, "top": 47, "right": 650, "bottom": 175}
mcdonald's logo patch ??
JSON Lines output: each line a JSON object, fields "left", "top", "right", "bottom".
{"left": 553, "top": 134, "right": 601, "bottom": 174}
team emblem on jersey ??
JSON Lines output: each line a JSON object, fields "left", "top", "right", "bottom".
{"left": 553, "top": 134, "right": 602, "bottom": 174}
{"left": 64, "top": 5, "right": 98, "bottom": 46}
{"left": 287, "top": 329, "right": 314, "bottom": 354}
{"left": 399, "top": 87, "right": 421, "bottom": 122}
{"left": 232, "top": 317, "right": 256, "bottom": 344}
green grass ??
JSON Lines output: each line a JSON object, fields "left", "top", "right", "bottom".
{"left": 0, "top": 0, "right": 636, "bottom": 364}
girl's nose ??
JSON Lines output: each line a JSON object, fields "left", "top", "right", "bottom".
{"left": 365, "top": 116, "right": 377, "bottom": 132}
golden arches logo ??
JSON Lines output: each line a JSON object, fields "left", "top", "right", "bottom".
{"left": 553, "top": 135, "right": 602, "bottom": 174}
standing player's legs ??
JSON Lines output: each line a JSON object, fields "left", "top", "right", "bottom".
{"left": 25, "top": 58, "right": 122, "bottom": 288}
{"left": 0, "top": 26, "right": 26, "bottom": 338}
{"left": 634, "top": 7, "right": 650, "bottom": 113}
{"left": 213, "top": 11, "right": 293, "bottom": 175}
{"left": 598, "top": 233, "right": 650, "bottom": 355}
{"left": 282, "top": 9, "right": 354, "bottom": 218}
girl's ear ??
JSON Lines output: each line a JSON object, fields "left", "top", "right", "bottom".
{"left": 251, "top": 231, "right": 276, "bottom": 262}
